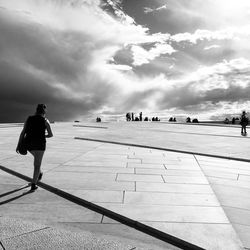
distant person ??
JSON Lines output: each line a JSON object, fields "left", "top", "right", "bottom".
{"left": 232, "top": 117, "right": 235, "bottom": 124}
{"left": 139, "top": 112, "right": 142, "bottom": 121}
{"left": 240, "top": 111, "right": 248, "bottom": 135}
{"left": 126, "top": 112, "right": 131, "bottom": 121}
{"left": 16, "top": 104, "right": 53, "bottom": 191}
{"left": 224, "top": 118, "right": 229, "bottom": 124}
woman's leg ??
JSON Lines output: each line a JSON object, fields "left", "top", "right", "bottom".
{"left": 30, "top": 150, "right": 45, "bottom": 185}
{"left": 244, "top": 126, "right": 247, "bottom": 134}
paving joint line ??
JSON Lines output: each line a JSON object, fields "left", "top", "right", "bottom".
{"left": 75, "top": 137, "right": 250, "bottom": 163}
{"left": 0, "top": 164, "right": 204, "bottom": 250}
{"left": 193, "top": 154, "right": 243, "bottom": 247}
{"left": 73, "top": 125, "right": 108, "bottom": 129}
{"left": 100, "top": 215, "right": 104, "bottom": 223}
{"left": 2, "top": 227, "right": 50, "bottom": 241}
{"left": 122, "top": 191, "right": 125, "bottom": 204}
{"left": 150, "top": 129, "right": 250, "bottom": 139}
{"left": 59, "top": 221, "right": 102, "bottom": 225}
{"left": 222, "top": 205, "right": 250, "bottom": 212}
{"left": 161, "top": 175, "right": 165, "bottom": 183}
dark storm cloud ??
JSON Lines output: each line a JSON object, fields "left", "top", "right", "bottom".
{"left": 0, "top": 9, "right": 114, "bottom": 122}
{"left": 0, "top": 59, "right": 112, "bottom": 122}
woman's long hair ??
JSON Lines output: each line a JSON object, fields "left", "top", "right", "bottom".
{"left": 36, "top": 104, "right": 46, "bottom": 115}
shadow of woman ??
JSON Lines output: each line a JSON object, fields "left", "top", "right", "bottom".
{"left": 0, "top": 184, "right": 30, "bottom": 198}
{"left": 0, "top": 185, "right": 32, "bottom": 205}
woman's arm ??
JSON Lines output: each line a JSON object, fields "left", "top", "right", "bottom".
{"left": 16, "top": 120, "right": 28, "bottom": 153}
{"left": 45, "top": 119, "right": 53, "bottom": 138}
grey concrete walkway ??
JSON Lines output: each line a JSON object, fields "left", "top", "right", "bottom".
{"left": 0, "top": 174, "right": 176, "bottom": 250}
{"left": 0, "top": 122, "right": 250, "bottom": 249}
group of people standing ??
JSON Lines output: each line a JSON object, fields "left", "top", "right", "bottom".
{"left": 126, "top": 112, "right": 143, "bottom": 121}
{"left": 125, "top": 112, "right": 160, "bottom": 122}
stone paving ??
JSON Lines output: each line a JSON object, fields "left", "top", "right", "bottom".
{"left": 0, "top": 122, "right": 250, "bottom": 249}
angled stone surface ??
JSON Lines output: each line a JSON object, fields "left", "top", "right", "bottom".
{"left": 202, "top": 169, "right": 238, "bottom": 180}
{"left": 233, "top": 224, "right": 250, "bottom": 248}
{"left": 207, "top": 176, "right": 250, "bottom": 189}
{"left": 101, "top": 204, "right": 229, "bottom": 223}
{"left": 145, "top": 222, "right": 243, "bottom": 250}
{"left": 0, "top": 122, "right": 248, "bottom": 249}
{"left": 223, "top": 207, "right": 250, "bottom": 226}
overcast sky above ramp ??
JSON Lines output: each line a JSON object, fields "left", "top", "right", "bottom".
{"left": 1, "top": 0, "right": 250, "bottom": 122}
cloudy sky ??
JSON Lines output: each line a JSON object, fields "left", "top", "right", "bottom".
{"left": 1, "top": 0, "right": 250, "bottom": 122}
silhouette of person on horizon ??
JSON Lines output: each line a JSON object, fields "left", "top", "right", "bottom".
{"left": 126, "top": 113, "right": 130, "bottom": 121}
{"left": 240, "top": 110, "right": 248, "bottom": 136}
{"left": 139, "top": 112, "right": 142, "bottom": 121}
{"left": 16, "top": 104, "right": 53, "bottom": 191}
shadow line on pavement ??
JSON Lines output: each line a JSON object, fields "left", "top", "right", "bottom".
{"left": 0, "top": 165, "right": 204, "bottom": 250}
{"left": 0, "top": 184, "right": 30, "bottom": 199}
{"left": 0, "top": 190, "right": 31, "bottom": 206}
{"left": 75, "top": 137, "right": 250, "bottom": 163}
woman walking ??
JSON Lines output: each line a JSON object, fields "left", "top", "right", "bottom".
{"left": 16, "top": 104, "right": 53, "bottom": 191}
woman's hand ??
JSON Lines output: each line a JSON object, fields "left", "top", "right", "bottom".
{"left": 16, "top": 145, "right": 20, "bottom": 154}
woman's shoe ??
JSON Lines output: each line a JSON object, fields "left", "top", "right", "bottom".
{"left": 30, "top": 183, "right": 38, "bottom": 192}
{"left": 38, "top": 172, "right": 43, "bottom": 181}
